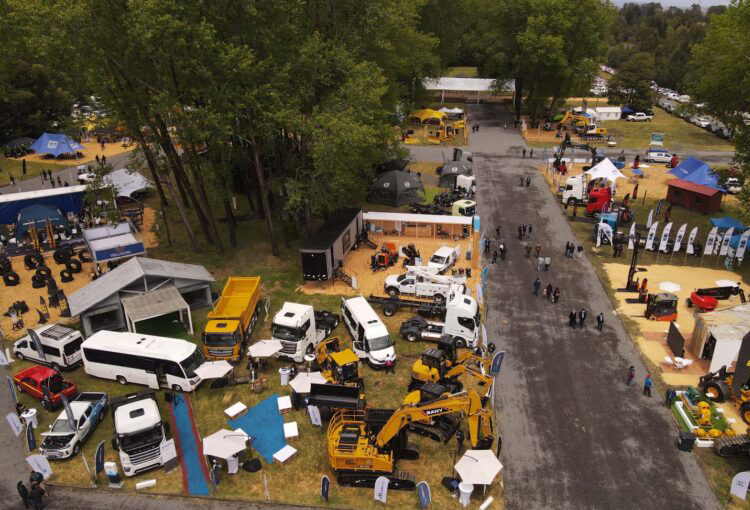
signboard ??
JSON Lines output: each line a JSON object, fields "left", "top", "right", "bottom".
{"left": 686, "top": 227, "right": 698, "bottom": 255}
{"left": 0, "top": 349, "right": 8, "bottom": 366}
{"left": 308, "top": 405, "right": 322, "bottom": 427}
{"left": 27, "top": 422, "right": 36, "bottom": 451}
{"left": 719, "top": 228, "right": 735, "bottom": 256}
{"left": 658, "top": 222, "right": 673, "bottom": 253}
{"left": 6, "top": 412, "right": 23, "bottom": 437}
{"left": 490, "top": 351, "right": 506, "bottom": 376}
{"left": 26, "top": 454, "right": 53, "bottom": 479}
{"left": 374, "top": 476, "right": 390, "bottom": 503}
{"left": 650, "top": 132, "right": 665, "bottom": 146}
{"left": 737, "top": 230, "right": 750, "bottom": 260}
{"left": 646, "top": 209, "right": 654, "bottom": 229}
{"left": 416, "top": 481, "right": 432, "bottom": 509}
{"left": 95, "top": 441, "right": 106, "bottom": 474}
{"left": 731, "top": 471, "right": 750, "bottom": 500}
{"left": 628, "top": 223, "right": 636, "bottom": 250}
{"left": 673, "top": 224, "right": 687, "bottom": 252}
{"left": 7, "top": 376, "right": 17, "bottom": 404}
{"left": 321, "top": 475, "right": 330, "bottom": 502}
{"left": 93, "top": 242, "right": 146, "bottom": 263}
{"left": 645, "top": 222, "right": 659, "bottom": 251}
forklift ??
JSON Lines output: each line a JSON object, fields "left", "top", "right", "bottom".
{"left": 645, "top": 293, "right": 678, "bottom": 321}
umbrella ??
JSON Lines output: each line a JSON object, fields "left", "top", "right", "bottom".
{"left": 194, "top": 360, "right": 233, "bottom": 380}
{"left": 289, "top": 371, "right": 328, "bottom": 394}
{"left": 716, "top": 280, "right": 739, "bottom": 287}
{"left": 202, "top": 428, "right": 248, "bottom": 459}
{"left": 454, "top": 450, "right": 503, "bottom": 485}
{"left": 659, "top": 281, "right": 681, "bottom": 292}
{"left": 247, "top": 339, "right": 282, "bottom": 358}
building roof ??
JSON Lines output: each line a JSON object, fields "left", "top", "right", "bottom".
{"left": 595, "top": 107, "right": 622, "bottom": 113}
{"left": 423, "top": 77, "right": 514, "bottom": 93}
{"left": 363, "top": 211, "right": 472, "bottom": 225}
{"left": 666, "top": 179, "right": 722, "bottom": 197}
{"left": 703, "top": 304, "right": 750, "bottom": 342}
{"left": 121, "top": 284, "right": 189, "bottom": 323}
{"left": 68, "top": 257, "right": 214, "bottom": 316}
{"left": 300, "top": 208, "right": 361, "bottom": 252}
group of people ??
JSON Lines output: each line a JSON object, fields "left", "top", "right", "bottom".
{"left": 626, "top": 365, "right": 654, "bottom": 397}
{"left": 17, "top": 471, "right": 48, "bottom": 510}
{"left": 567, "top": 309, "right": 606, "bottom": 331}
{"left": 485, "top": 237, "right": 507, "bottom": 264}
{"left": 39, "top": 169, "right": 67, "bottom": 188}
{"left": 517, "top": 223, "right": 532, "bottom": 240}
{"left": 518, "top": 175, "right": 531, "bottom": 187}
{"left": 521, "top": 147, "right": 534, "bottom": 158}
{"left": 532, "top": 277, "right": 560, "bottom": 303}
{"left": 564, "top": 241, "right": 583, "bottom": 259}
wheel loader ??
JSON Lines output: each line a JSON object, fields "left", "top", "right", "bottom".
{"left": 409, "top": 335, "right": 494, "bottom": 391}
{"left": 327, "top": 389, "right": 494, "bottom": 490}
{"left": 313, "top": 337, "right": 364, "bottom": 389}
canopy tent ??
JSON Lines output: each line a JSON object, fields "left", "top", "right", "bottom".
{"left": 368, "top": 170, "right": 424, "bottom": 207}
{"left": 409, "top": 109, "right": 446, "bottom": 125}
{"left": 105, "top": 169, "right": 153, "bottom": 198}
{"left": 454, "top": 450, "right": 503, "bottom": 485}
{"left": 120, "top": 284, "right": 194, "bottom": 335}
{"left": 438, "top": 107, "right": 464, "bottom": 115}
{"left": 669, "top": 157, "right": 710, "bottom": 179}
{"left": 2, "top": 137, "right": 35, "bottom": 149}
{"left": 621, "top": 106, "right": 635, "bottom": 115}
{"left": 0, "top": 185, "right": 86, "bottom": 224}
{"left": 438, "top": 162, "right": 472, "bottom": 187}
{"left": 15, "top": 204, "right": 68, "bottom": 236}
{"left": 29, "top": 133, "right": 84, "bottom": 157}
{"left": 584, "top": 158, "right": 626, "bottom": 183}
{"left": 247, "top": 339, "right": 282, "bottom": 358}
{"left": 682, "top": 166, "right": 724, "bottom": 191}
{"left": 82, "top": 221, "right": 146, "bottom": 263}
{"left": 202, "top": 428, "right": 248, "bottom": 459}
{"left": 194, "top": 360, "right": 233, "bottom": 380}
{"left": 711, "top": 217, "right": 747, "bottom": 232}
{"left": 288, "top": 371, "right": 328, "bottom": 394}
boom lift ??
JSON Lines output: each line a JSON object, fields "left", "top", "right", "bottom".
{"left": 327, "top": 389, "right": 494, "bottom": 490}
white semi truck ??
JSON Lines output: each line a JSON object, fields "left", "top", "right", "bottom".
{"left": 271, "top": 302, "right": 340, "bottom": 362}
{"left": 398, "top": 293, "right": 481, "bottom": 348}
{"left": 110, "top": 390, "right": 170, "bottom": 477}
{"left": 384, "top": 268, "right": 466, "bottom": 303}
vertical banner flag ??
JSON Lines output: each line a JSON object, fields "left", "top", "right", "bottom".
{"left": 673, "top": 224, "right": 687, "bottom": 253}
{"left": 704, "top": 226, "right": 719, "bottom": 256}
{"left": 374, "top": 476, "right": 390, "bottom": 503}
{"left": 6, "top": 412, "right": 23, "bottom": 437}
{"left": 737, "top": 230, "right": 750, "bottom": 260}
{"left": 719, "top": 228, "right": 735, "bottom": 256}
{"left": 628, "top": 223, "right": 636, "bottom": 250}
{"left": 27, "top": 422, "right": 36, "bottom": 451}
{"left": 25, "top": 455, "right": 52, "bottom": 479}
{"left": 417, "top": 481, "right": 432, "bottom": 509}
{"left": 7, "top": 376, "right": 17, "bottom": 404}
{"left": 0, "top": 349, "right": 7, "bottom": 366}
{"left": 308, "top": 405, "right": 322, "bottom": 427}
{"left": 321, "top": 475, "right": 330, "bottom": 502}
{"left": 645, "top": 222, "right": 659, "bottom": 251}
{"left": 95, "top": 441, "right": 106, "bottom": 474}
{"left": 646, "top": 209, "right": 654, "bottom": 229}
{"left": 731, "top": 471, "right": 750, "bottom": 500}
{"left": 686, "top": 227, "right": 699, "bottom": 255}
{"left": 27, "top": 329, "right": 46, "bottom": 362}
{"left": 596, "top": 223, "right": 613, "bottom": 247}
{"left": 60, "top": 394, "right": 76, "bottom": 434}
{"left": 658, "top": 222, "right": 673, "bottom": 253}
{"left": 490, "top": 351, "right": 506, "bottom": 376}
{"left": 655, "top": 199, "right": 664, "bottom": 216}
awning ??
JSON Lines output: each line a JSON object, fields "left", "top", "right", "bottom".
{"left": 202, "top": 428, "right": 248, "bottom": 459}
{"left": 121, "top": 284, "right": 193, "bottom": 334}
{"left": 194, "top": 361, "right": 233, "bottom": 380}
{"left": 105, "top": 169, "right": 152, "bottom": 198}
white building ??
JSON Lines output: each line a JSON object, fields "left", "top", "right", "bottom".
{"left": 594, "top": 106, "right": 622, "bottom": 121}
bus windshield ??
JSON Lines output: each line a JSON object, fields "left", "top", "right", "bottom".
{"left": 180, "top": 349, "right": 206, "bottom": 378}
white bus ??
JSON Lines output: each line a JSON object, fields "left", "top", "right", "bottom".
{"left": 81, "top": 331, "right": 206, "bottom": 392}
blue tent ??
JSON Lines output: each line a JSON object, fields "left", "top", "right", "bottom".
{"left": 711, "top": 216, "right": 747, "bottom": 231}
{"left": 621, "top": 106, "right": 635, "bottom": 115}
{"left": 15, "top": 204, "right": 68, "bottom": 236}
{"left": 29, "top": 133, "right": 84, "bottom": 157}
{"left": 668, "top": 157, "right": 709, "bottom": 179}
{"left": 668, "top": 157, "right": 724, "bottom": 190}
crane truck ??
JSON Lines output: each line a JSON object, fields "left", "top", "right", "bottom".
{"left": 327, "top": 389, "right": 494, "bottom": 490}
{"left": 384, "top": 267, "right": 466, "bottom": 303}
{"left": 202, "top": 276, "right": 261, "bottom": 361}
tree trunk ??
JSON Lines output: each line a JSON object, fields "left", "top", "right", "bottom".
{"left": 223, "top": 196, "right": 237, "bottom": 248}
{"left": 184, "top": 142, "right": 224, "bottom": 254}
{"left": 159, "top": 199, "right": 172, "bottom": 247}
{"left": 514, "top": 77, "right": 524, "bottom": 120}
{"left": 163, "top": 178, "right": 198, "bottom": 251}
{"left": 250, "top": 138, "right": 279, "bottom": 256}
{"left": 129, "top": 126, "right": 169, "bottom": 208}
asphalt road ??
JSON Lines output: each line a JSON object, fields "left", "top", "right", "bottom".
{"left": 466, "top": 104, "right": 720, "bottom": 510}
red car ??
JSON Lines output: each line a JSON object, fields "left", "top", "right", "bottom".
{"left": 14, "top": 365, "right": 78, "bottom": 410}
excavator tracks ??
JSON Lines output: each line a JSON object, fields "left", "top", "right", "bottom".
{"left": 337, "top": 470, "right": 416, "bottom": 490}
{"left": 714, "top": 434, "right": 750, "bottom": 457}
{"left": 408, "top": 417, "right": 460, "bottom": 444}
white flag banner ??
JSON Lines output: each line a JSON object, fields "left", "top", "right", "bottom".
{"left": 647, "top": 209, "right": 654, "bottom": 229}
{"left": 719, "top": 227, "right": 735, "bottom": 256}
{"left": 596, "top": 222, "right": 613, "bottom": 247}
{"left": 374, "top": 476, "right": 390, "bottom": 503}
{"left": 686, "top": 227, "right": 699, "bottom": 255}
{"left": 737, "top": 230, "right": 750, "bottom": 260}
{"left": 0, "top": 349, "right": 8, "bottom": 366}
{"left": 659, "top": 222, "right": 673, "bottom": 252}
{"left": 731, "top": 471, "right": 750, "bottom": 500}
{"left": 673, "top": 224, "right": 687, "bottom": 253}
{"left": 704, "top": 226, "right": 719, "bottom": 256}
{"left": 645, "top": 221, "right": 659, "bottom": 251}
{"left": 308, "top": 405, "right": 322, "bottom": 427}
{"left": 26, "top": 454, "right": 53, "bottom": 479}
{"left": 628, "top": 223, "right": 636, "bottom": 250}
{"left": 6, "top": 412, "right": 23, "bottom": 437}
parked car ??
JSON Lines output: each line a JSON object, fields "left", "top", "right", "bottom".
{"left": 725, "top": 178, "right": 743, "bottom": 194}
{"left": 13, "top": 324, "right": 84, "bottom": 371}
{"left": 627, "top": 112, "right": 653, "bottom": 122}
{"left": 645, "top": 149, "right": 673, "bottom": 163}
{"left": 41, "top": 392, "right": 108, "bottom": 459}
{"left": 14, "top": 365, "right": 78, "bottom": 410}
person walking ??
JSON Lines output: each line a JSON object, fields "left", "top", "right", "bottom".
{"left": 596, "top": 312, "right": 605, "bottom": 331}
{"left": 9, "top": 175, "right": 15, "bottom": 187}
{"left": 533, "top": 277, "right": 541, "bottom": 296}
{"left": 492, "top": 250, "right": 498, "bottom": 264}
{"left": 569, "top": 311, "right": 577, "bottom": 328}
{"left": 522, "top": 148, "right": 527, "bottom": 158}
{"left": 385, "top": 359, "right": 395, "bottom": 374}
{"left": 553, "top": 287, "right": 560, "bottom": 303}
{"left": 525, "top": 244, "right": 532, "bottom": 258}
{"left": 484, "top": 238, "right": 490, "bottom": 254}
{"left": 29, "top": 482, "right": 46, "bottom": 510}
{"left": 527, "top": 224, "right": 532, "bottom": 237}
{"left": 544, "top": 256, "right": 551, "bottom": 271}
{"left": 534, "top": 244, "right": 541, "bottom": 258}
{"left": 545, "top": 283, "right": 553, "bottom": 302}
{"left": 627, "top": 366, "right": 635, "bottom": 386}
{"left": 576, "top": 245, "right": 583, "bottom": 259}
{"left": 495, "top": 226, "right": 500, "bottom": 237}
{"left": 95, "top": 154, "right": 99, "bottom": 164}
{"left": 526, "top": 176, "right": 531, "bottom": 187}
{"left": 521, "top": 224, "right": 527, "bottom": 237}
{"left": 517, "top": 225, "right": 523, "bottom": 240}
{"left": 50, "top": 178, "right": 56, "bottom": 188}
{"left": 537, "top": 256, "right": 544, "bottom": 271}
{"left": 578, "top": 308, "right": 587, "bottom": 328}
{"left": 499, "top": 243, "right": 506, "bottom": 260}
{"left": 530, "top": 148, "right": 534, "bottom": 158}
{"left": 17, "top": 481, "right": 29, "bottom": 509}
{"left": 519, "top": 176, "right": 525, "bottom": 187}
{"left": 643, "top": 373, "right": 653, "bottom": 397}
{"left": 565, "top": 241, "right": 571, "bottom": 256}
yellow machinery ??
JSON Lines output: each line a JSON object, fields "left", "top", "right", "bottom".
{"left": 314, "top": 337, "right": 364, "bottom": 389}
{"left": 202, "top": 276, "right": 261, "bottom": 361}
{"left": 409, "top": 336, "right": 490, "bottom": 392}
{"left": 327, "top": 389, "right": 494, "bottom": 489}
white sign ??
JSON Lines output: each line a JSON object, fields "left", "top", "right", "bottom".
{"left": 596, "top": 222, "right": 613, "bottom": 247}
{"left": 6, "top": 412, "right": 23, "bottom": 436}
{"left": 628, "top": 223, "right": 636, "bottom": 250}
{"left": 704, "top": 226, "right": 719, "bottom": 256}
{"left": 673, "top": 223, "right": 687, "bottom": 252}
{"left": 645, "top": 222, "right": 659, "bottom": 251}
{"left": 719, "top": 228, "right": 735, "bottom": 256}
{"left": 0, "top": 349, "right": 8, "bottom": 366}
{"left": 646, "top": 209, "right": 654, "bottom": 229}
{"left": 26, "top": 454, "right": 53, "bottom": 479}
{"left": 308, "top": 405, "right": 322, "bottom": 427}
{"left": 731, "top": 471, "right": 750, "bottom": 500}
{"left": 374, "top": 476, "right": 390, "bottom": 503}
{"left": 686, "top": 227, "right": 698, "bottom": 255}
{"left": 160, "top": 439, "right": 177, "bottom": 462}
{"left": 659, "top": 222, "right": 673, "bottom": 252}
{"left": 737, "top": 230, "right": 750, "bottom": 260}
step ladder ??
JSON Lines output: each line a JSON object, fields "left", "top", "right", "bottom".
{"left": 333, "top": 267, "right": 354, "bottom": 289}
{"left": 358, "top": 233, "right": 377, "bottom": 250}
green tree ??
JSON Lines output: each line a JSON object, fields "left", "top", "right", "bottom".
{"left": 607, "top": 52, "right": 655, "bottom": 111}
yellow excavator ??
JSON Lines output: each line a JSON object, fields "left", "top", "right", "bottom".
{"left": 327, "top": 389, "right": 494, "bottom": 490}
{"left": 409, "top": 336, "right": 493, "bottom": 392}
{"left": 314, "top": 337, "right": 364, "bottom": 389}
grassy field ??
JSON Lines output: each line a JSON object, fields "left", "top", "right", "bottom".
{"left": 0, "top": 157, "right": 56, "bottom": 186}
{"left": 8, "top": 191, "right": 501, "bottom": 508}
{"left": 445, "top": 67, "right": 478, "bottom": 78}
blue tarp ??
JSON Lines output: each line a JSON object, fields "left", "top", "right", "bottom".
{"left": 15, "top": 204, "right": 68, "bottom": 236}
{"left": 668, "top": 157, "right": 709, "bottom": 179}
{"left": 621, "top": 106, "right": 635, "bottom": 115}
{"left": 0, "top": 187, "right": 85, "bottom": 224}
{"left": 711, "top": 217, "right": 747, "bottom": 231}
{"left": 668, "top": 157, "right": 724, "bottom": 190}
{"left": 29, "top": 133, "right": 84, "bottom": 157}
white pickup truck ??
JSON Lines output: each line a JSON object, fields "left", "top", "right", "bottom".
{"left": 384, "top": 268, "right": 466, "bottom": 303}
{"left": 626, "top": 112, "right": 653, "bottom": 122}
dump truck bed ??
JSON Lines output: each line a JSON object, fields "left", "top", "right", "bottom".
{"left": 207, "top": 277, "right": 261, "bottom": 327}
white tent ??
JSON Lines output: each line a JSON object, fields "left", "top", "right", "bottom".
{"left": 289, "top": 371, "right": 328, "bottom": 393}
{"left": 202, "top": 428, "right": 248, "bottom": 459}
{"left": 248, "top": 339, "right": 282, "bottom": 358}
{"left": 194, "top": 360, "right": 233, "bottom": 380}
{"left": 454, "top": 450, "right": 503, "bottom": 485}
{"left": 584, "top": 158, "right": 626, "bottom": 183}
{"left": 105, "top": 169, "right": 152, "bottom": 198}
{"left": 439, "top": 107, "right": 464, "bottom": 115}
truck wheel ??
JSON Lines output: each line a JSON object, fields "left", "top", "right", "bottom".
{"left": 567, "top": 198, "right": 576, "bottom": 206}
{"left": 72, "top": 443, "right": 81, "bottom": 456}
{"left": 686, "top": 298, "right": 693, "bottom": 308}
{"left": 383, "top": 306, "right": 396, "bottom": 317}
{"left": 386, "top": 287, "right": 399, "bottom": 297}
{"left": 433, "top": 294, "right": 445, "bottom": 304}
{"left": 405, "top": 331, "right": 418, "bottom": 342}
{"left": 15, "top": 352, "right": 24, "bottom": 360}
{"left": 702, "top": 380, "right": 728, "bottom": 402}
{"left": 306, "top": 344, "right": 315, "bottom": 355}
{"left": 332, "top": 317, "right": 340, "bottom": 329}
{"left": 453, "top": 337, "right": 466, "bottom": 349}
{"left": 740, "top": 402, "right": 750, "bottom": 425}
{"left": 116, "top": 376, "right": 127, "bottom": 385}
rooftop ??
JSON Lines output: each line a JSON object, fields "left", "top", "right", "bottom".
{"left": 666, "top": 179, "right": 722, "bottom": 197}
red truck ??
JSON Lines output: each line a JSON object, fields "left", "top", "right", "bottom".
{"left": 14, "top": 365, "right": 78, "bottom": 410}
{"left": 585, "top": 187, "right": 613, "bottom": 216}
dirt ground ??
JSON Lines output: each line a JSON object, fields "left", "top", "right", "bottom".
{"left": 0, "top": 252, "right": 94, "bottom": 341}
{"left": 302, "top": 234, "right": 476, "bottom": 298}
{"left": 141, "top": 207, "right": 159, "bottom": 248}
{"left": 22, "top": 139, "right": 136, "bottom": 166}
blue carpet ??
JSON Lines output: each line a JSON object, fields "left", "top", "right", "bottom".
{"left": 170, "top": 394, "right": 210, "bottom": 496}
{"left": 228, "top": 394, "right": 286, "bottom": 463}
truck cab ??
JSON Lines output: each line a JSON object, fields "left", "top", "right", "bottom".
{"left": 562, "top": 175, "right": 587, "bottom": 206}
{"left": 399, "top": 293, "right": 480, "bottom": 348}
{"left": 452, "top": 199, "right": 476, "bottom": 217}
{"left": 341, "top": 296, "right": 396, "bottom": 369}
{"left": 110, "top": 390, "right": 170, "bottom": 477}
{"left": 202, "top": 276, "right": 261, "bottom": 362}
{"left": 585, "top": 187, "right": 613, "bottom": 216}
{"left": 272, "top": 302, "right": 340, "bottom": 362}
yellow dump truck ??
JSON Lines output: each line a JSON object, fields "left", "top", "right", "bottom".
{"left": 202, "top": 276, "right": 261, "bottom": 361}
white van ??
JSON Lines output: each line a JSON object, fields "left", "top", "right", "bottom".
{"left": 13, "top": 324, "right": 84, "bottom": 370}
{"left": 645, "top": 149, "right": 672, "bottom": 163}
{"left": 340, "top": 296, "right": 396, "bottom": 369}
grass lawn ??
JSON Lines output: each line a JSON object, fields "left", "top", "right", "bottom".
{"left": 0, "top": 157, "right": 56, "bottom": 186}
{"left": 9, "top": 191, "right": 502, "bottom": 508}
{"left": 445, "top": 67, "right": 478, "bottom": 78}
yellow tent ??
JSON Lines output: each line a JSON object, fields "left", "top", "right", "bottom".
{"left": 409, "top": 109, "right": 447, "bottom": 125}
